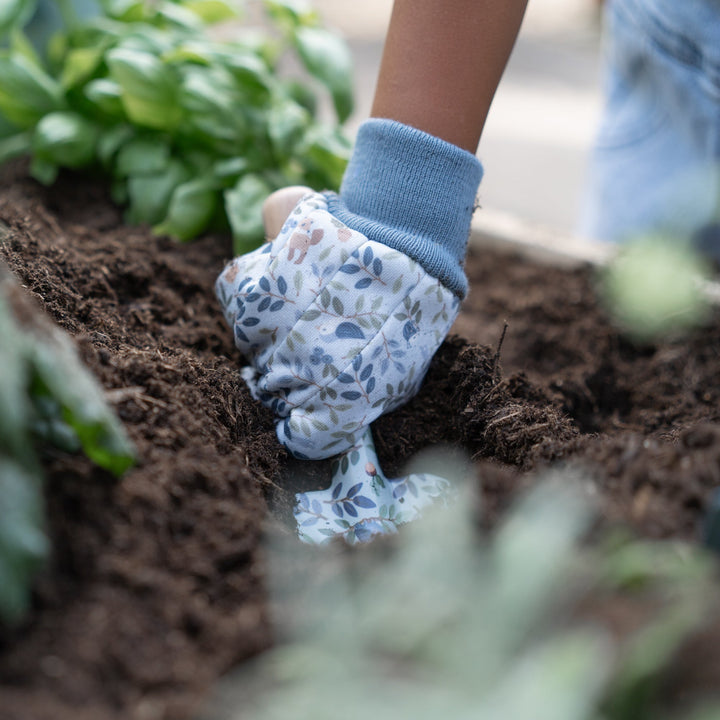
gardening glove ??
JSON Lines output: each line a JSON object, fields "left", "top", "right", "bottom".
{"left": 294, "top": 426, "right": 453, "bottom": 544}
{"left": 216, "top": 119, "right": 482, "bottom": 542}
{"left": 216, "top": 187, "right": 462, "bottom": 459}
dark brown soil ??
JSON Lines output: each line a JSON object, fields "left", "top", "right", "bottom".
{"left": 2, "top": 163, "right": 720, "bottom": 718}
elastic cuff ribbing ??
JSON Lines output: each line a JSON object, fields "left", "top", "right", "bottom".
{"left": 325, "top": 118, "right": 483, "bottom": 298}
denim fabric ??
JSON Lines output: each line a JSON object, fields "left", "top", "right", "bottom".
{"left": 580, "top": 0, "right": 720, "bottom": 243}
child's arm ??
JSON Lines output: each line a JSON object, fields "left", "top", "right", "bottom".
{"left": 217, "top": 0, "right": 530, "bottom": 542}
{"left": 372, "top": 0, "right": 529, "bottom": 152}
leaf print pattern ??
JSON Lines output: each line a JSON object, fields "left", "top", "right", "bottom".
{"left": 295, "top": 427, "right": 451, "bottom": 544}
{"left": 215, "top": 192, "right": 460, "bottom": 460}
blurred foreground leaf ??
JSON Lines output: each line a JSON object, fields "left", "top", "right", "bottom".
{"left": 203, "top": 467, "right": 720, "bottom": 720}
{"left": 0, "top": 261, "right": 134, "bottom": 625}
{"left": 602, "top": 237, "right": 710, "bottom": 340}
{"left": 0, "top": 459, "right": 49, "bottom": 625}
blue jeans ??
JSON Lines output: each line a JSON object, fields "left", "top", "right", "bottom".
{"left": 580, "top": 0, "right": 720, "bottom": 243}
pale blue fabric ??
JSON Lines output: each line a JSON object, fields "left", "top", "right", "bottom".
{"left": 216, "top": 193, "right": 460, "bottom": 460}
{"left": 295, "top": 427, "right": 451, "bottom": 544}
{"left": 329, "top": 119, "right": 483, "bottom": 299}
{"left": 580, "top": 0, "right": 720, "bottom": 244}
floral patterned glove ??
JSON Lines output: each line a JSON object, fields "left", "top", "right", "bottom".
{"left": 216, "top": 190, "right": 460, "bottom": 460}
{"left": 216, "top": 119, "right": 482, "bottom": 544}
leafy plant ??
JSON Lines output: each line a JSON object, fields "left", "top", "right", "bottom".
{"left": 203, "top": 467, "right": 720, "bottom": 720}
{"left": 0, "top": 261, "right": 135, "bottom": 625}
{"left": 0, "top": 0, "right": 353, "bottom": 254}
{"left": 601, "top": 237, "right": 710, "bottom": 340}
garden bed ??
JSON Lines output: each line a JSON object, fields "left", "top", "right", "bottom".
{"left": 2, "top": 163, "right": 720, "bottom": 719}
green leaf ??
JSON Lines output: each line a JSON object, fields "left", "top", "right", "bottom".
{"left": 0, "top": 129, "right": 31, "bottom": 164}
{"left": 107, "top": 46, "right": 182, "bottom": 130}
{"left": 153, "top": 177, "right": 218, "bottom": 241}
{"left": 53, "top": 0, "right": 101, "bottom": 28}
{"left": 285, "top": 78, "right": 317, "bottom": 117}
{"left": 263, "top": 0, "right": 319, "bottom": 30}
{"left": 0, "top": 459, "right": 48, "bottom": 626}
{"left": 109, "top": 24, "right": 171, "bottom": 54}
{"left": 60, "top": 45, "right": 106, "bottom": 88}
{"left": 156, "top": 1, "right": 204, "bottom": 30}
{"left": 0, "top": 113, "right": 17, "bottom": 139}
{"left": 183, "top": 0, "right": 238, "bottom": 24}
{"left": 477, "top": 631, "right": 611, "bottom": 719}
{"left": 294, "top": 26, "right": 353, "bottom": 123}
{"left": 301, "top": 126, "right": 350, "bottom": 190}
{"left": 182, "top": 148, "right": 214, "bottom": 174}
{"left": 9, "top": 27, "right": 43, "bottom": 69}
{"left": 0, "top": 51, "right": 64, "bottom": 128}
{"left": 84, "top": 78, "right": 124, "bottom": 117}
{"left": 29, "top": 157, "right": 58, "bottom": 185}
{"left": 0, "top": 294, "right": 31, "bottom": 462}
{"left": 32, "top": 111, "right": 98, "bottom": 168}
{"left": 225, "top": 173, "right": 271, "bottom": 254}
{"left": 267, "top": 98, "right": 308, "bottom": 157}
{"left": 114, "top": 136, "right": 170, "bottom": 177}
{"left": 222, "top": 51, "right": 273, "bottom": 102}
{"left": 213, "top": 156, "right": 249, "bottom": 182}
{"left": 0, "top": 0, "right": 38, "bottom": 39}
{"left": 603, "top": 237, "right": 709, "bottom": 340}
{"left": 26, "top": 328, "right": 135, "bottom": 477}
{"left": 31, "top": 395, "right": 82, "bottom": 453}
{"left": 161, "top": 39, "right": 213, "bottom": 66}
{"left": 100, "top": 0, "right": 145, "bottom": 22}
{"left": 96, "top": 123, "right": 133, "bottom": 167}
{"left": 0, "top": 263, "right": 137, "bottom": 624}
{"left": 126, "top": 158, "right": 190, "bottom": 225}
{"left": 178, "top": 64, "right": 243, "bottom": 143}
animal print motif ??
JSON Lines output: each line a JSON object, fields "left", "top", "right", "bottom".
{"left": 287, "top": 218, "right": 324, "bottom": 264}
{"left": 216, "top": 192, "right": 460, "bottom": 460}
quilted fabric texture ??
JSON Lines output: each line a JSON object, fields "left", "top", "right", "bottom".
{"left": 216, "top": 192, "right": 460, "bottom": 460}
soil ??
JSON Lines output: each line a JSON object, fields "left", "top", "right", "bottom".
{"left": 2, "top": 163, "right": 720, "bottom": 718}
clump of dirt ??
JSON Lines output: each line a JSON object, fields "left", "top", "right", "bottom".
{"left": 456, "top": 244, "right": 720, "bottom": 538}
{"left": 0, "top": 164, "right": 280, "bottom": 720}
{"left": 2, "top": 162, "right": 720, "bottom": 718}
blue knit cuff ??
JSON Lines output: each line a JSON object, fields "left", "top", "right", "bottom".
{"left": 325, "top": 119, "right": 483, "bottom": 298}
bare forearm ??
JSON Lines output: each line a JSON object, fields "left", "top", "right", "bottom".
{"left": 372, "top": 0, "right": 528, "bottom": 152}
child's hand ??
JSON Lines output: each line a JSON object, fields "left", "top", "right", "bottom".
{"left": 216, "top": 188, "right": 460, "bottom": 460}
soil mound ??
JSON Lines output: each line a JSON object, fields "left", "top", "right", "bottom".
{"left": 2, "top": 163, "right": 720, "bottom": 718}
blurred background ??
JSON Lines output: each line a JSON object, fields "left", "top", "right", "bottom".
{"left": 312, "top": 0, "right": 604, "bottom": 238}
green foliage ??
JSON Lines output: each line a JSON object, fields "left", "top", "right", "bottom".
{"left": 596, "top": 533, "right": 717, "bottom": 720}
{"left": 0, "top": 265, "right": 135, "bottom": 625}
{"left": 209, "top": 478, "right": 609, "bottom": 720}
{"left": 0, "top": 0, "right": 38, "bottom": 38}
{"left": 0, "top": 459, "right": 49, "bottom": 626}
{"left": 602, "top": 237, "right": 710, "bottom": 341}
{"left": 206, "top": 469, "right": 720, "bottom": 720}
{"left": 2, "top": 0, "right": 353, "bottom": 253}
